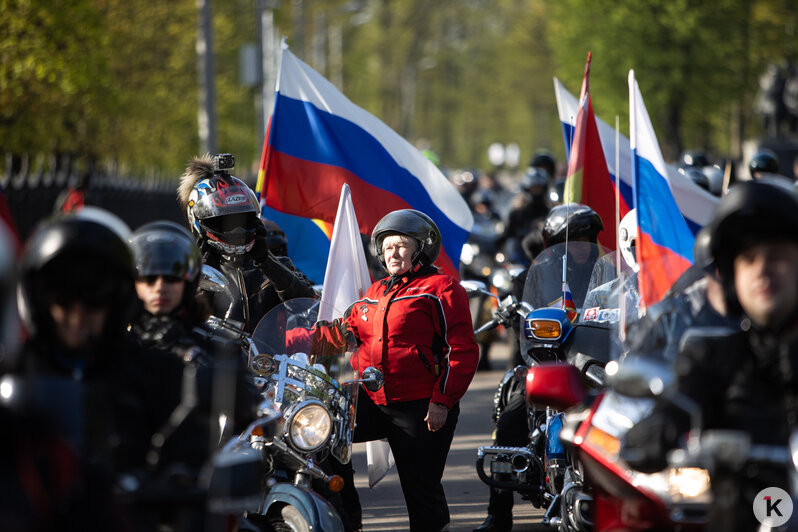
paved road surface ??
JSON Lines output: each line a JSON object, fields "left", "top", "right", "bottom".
{"left": 351, "top": 338, "right": 547, "bottom": 532}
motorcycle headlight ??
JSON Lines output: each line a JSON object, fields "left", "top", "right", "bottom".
{"left": 632, "top": 467, "right": 712, "bottom": 504}
{"left": 286, "top": 400, "right": 332, "bottom": 453}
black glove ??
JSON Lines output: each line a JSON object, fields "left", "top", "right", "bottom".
{"left": 248, "top": 223, "right": 303, "bottom": 293}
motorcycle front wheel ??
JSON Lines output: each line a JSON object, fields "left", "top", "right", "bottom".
{"left": 268, "top": 505, "right": 310, "bottom": 532}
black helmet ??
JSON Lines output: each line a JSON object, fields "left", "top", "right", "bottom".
{"left": 748, "top": 148, "right": 780, "bottom": 178}
{"left": 372, "top": 209, "right": 442, "bottom": 269}
{"left": 680, "top": 150, "right": 710, "bottom": 168}
{"left": 520, "top": 167, "right": 549, "bottom": 192}
{"left": 708, "top": 181, "right": 798, "bottom": 315}
{"left": 130, "top": 221, "right": 200, "bottom": 282}
{"left": 530, "top": 150, "right": 556, "bottom": 178}
{"left": 542, "top": 203, "right": 603, "bottom": 248}
{"left": 692, "top": 226, "right": 715, "bottom": 274}
{"left": 262, "top": 218, "right": 288, "bottom": 256}
{"left": 18, "top": 207, "right": 137, "bottom": 345}
{"left": 681, "top": 167, "right": 710, "bottom": 192}
{"left": 180, "top": 155, "right": 261, "bottom": 257}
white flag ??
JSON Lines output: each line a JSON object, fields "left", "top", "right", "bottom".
{"left": 318, "top": 184, "right": 395, "bottom": 487}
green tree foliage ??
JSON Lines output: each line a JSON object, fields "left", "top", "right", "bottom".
{"left": 1, "top": 0, "right": 795, "bottom": 176}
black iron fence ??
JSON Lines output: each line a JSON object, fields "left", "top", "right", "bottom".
{"left": 2, "top": 159, "right": 188, "bottom": 242}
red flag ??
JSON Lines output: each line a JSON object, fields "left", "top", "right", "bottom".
{"left": 564, "top": 52, "right": 630, "bottom": 250}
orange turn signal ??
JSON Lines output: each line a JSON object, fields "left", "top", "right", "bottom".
{"left": 527, "top": 319, "right": 561, "bottom": 339}
{"left": 328, "top": 474, "right": 345, "bottom": 493}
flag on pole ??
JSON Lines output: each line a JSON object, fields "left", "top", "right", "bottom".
{"left": 256, "top": 42, "right": 472, "bottom": 280}
{"left": 563, "top": 52, "right": 630, "bottom": 250}
{"left": 561, "top": 282, "right": 577, "bottom": 322}
{"left": 317, "top": 184, "right": 394, "bottom": 488}
{"left": 318, "top": 184, "right": 372, "bottom": 321}
{"left": 554, "top": 78, "right": 718, "bottom": 234}
{"left": 628, "top": 70, "right": 694, "bottom": 308}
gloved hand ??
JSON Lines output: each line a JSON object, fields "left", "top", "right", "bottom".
{"left": 249, "top": 222, "right": 273, "bottom": 264}
{"left": 248, "top": 222, "right": 301, "bottom": 293}
{"left": 311, "top": 318, "right": 349, "bottom": 358}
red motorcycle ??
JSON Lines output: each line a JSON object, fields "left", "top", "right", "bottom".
{"left": 525, "top": 362, "right": 711, "bottom": 531}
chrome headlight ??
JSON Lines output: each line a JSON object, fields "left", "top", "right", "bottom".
{"left": 286, "top": 400, "right": 333, "bottom": 453}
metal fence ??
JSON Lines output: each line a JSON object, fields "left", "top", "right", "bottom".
{"left": 2, "top": 159, "right": 188, "bottom": 242}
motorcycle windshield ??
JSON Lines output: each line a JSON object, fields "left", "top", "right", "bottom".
{"left": 522, "top": 242, "right": 610, "bottom": 312}
{"left": 249, "top": 297, "right": 359, "bottom": 462}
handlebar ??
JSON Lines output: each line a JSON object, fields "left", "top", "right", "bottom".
{"left": 473, "top": 294, "right": 533, "bottom": 336}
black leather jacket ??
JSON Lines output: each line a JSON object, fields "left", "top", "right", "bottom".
{"left": 200, "top": 250, "right": 315, "bottom": 333}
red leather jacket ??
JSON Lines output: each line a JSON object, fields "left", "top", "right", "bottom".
{"left": 346, "top": 266, "right": 479, "bottom": 408}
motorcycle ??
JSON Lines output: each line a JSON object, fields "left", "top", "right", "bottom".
{"left": 205, "top": 297, "right": 384, "bottom": 531}
{"left": 469, "top": 242, "right": 612, "bottom": 530}
{"left": 522, "top": 265, "right": 716, "bottom": 531}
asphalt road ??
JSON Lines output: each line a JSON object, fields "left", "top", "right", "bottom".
{"left": 350, "top": 337, "right": 547, "bottom": 532}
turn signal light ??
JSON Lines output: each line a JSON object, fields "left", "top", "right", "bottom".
{"left": 328, "top": 474, "right": 345, "bottom": 493}
{"left": 527, "top": 319, "right": 561, "bottom": 339}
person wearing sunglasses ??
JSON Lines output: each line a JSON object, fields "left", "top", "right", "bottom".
{"left": 128, "top": 220, "right": 207, "bottom": 353}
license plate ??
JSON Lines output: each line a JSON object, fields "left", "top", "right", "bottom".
{"left": 490, "top": 460, "right": 513, "bottom": 474}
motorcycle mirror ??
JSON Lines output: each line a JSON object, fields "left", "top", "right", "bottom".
{"left": 360, "top": 366, "right": 385, "bottom": 392}
{"left": 200, "top": 264, "right": 228, "bottom": 293}
{"left": 605, "top": 356, "right": 674, "bottom": 398}
{"left": 460, "top": 280, "right": 488, "bottom": 295}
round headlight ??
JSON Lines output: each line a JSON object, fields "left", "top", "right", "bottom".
{"left": 287, "top": 401, "right": 332, "bottom": 452}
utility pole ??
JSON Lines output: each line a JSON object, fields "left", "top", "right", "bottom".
{"left": 256, "top": 0, "right": 279, "bottom": 149}
{"left": 197, "top": 0, "right": 217, "bottom": 155}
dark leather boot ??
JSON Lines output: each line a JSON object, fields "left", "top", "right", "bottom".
{"left": 472, "top": 514, "right": 512, "bottom": 532}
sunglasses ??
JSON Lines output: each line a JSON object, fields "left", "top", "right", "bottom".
{"left": 138, "top": 275, "right": 183, "bottom": 286}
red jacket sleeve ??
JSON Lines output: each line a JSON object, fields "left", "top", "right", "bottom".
{"left": 430, "top": 278, "right": 479, "bottom": 408}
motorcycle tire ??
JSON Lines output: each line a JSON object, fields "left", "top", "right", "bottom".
{"left": 268, "top": 505, "right": 310, "bottom": 532}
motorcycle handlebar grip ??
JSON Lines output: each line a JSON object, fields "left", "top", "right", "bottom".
{"left": 475, "top": 320, "right": 499, "bottom": 336}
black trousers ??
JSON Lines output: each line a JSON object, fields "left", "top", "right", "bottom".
{"left": 347, "top": 389, "right": 459, "bottom": 532}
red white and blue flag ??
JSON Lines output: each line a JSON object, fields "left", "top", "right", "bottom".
{"left": 628, "top": 70, "right": 695, "bottom": 308}
{"left": 555, "top": 78, "right": 718, "bottom": 235}
{"left": 563, "top": 52, "right": 630, "bottom": 250}
{"left": 256, "top": 43, "right": 473, "bottom": 280}
{"left": 561, "top": 282, "right": 578, "bottom": 322}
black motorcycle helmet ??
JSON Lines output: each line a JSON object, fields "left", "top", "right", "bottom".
{"left": 530, "top": 150, "right": 556, "bottom": 179}
{"left": 542, "top": 203, "right": 603, "bottom": 248}
{"left": 371, "top": 209, "right": 442, "bottom": 270}
{"left": 692, "top": 226, "right": 715, "bottom": 275}
{"left": 708, "top": 181, "right": 798, "bottom": 317}
{"left": 681, "top": 167, "right": 710, "bottom": 192}
{"left": 520, "top": 167, "right": 549, "bottom": 193}
{"left": 18, "top": 207, "right": 137, "bottom": 350}
{"left": 129, "top": 220, "right": 201, "bottom": 310}
{"left": 679, "top": 150, "right": 710, "bottom": 169}
{"left": 748, "top": 149, "right": 780, "bottom": 179}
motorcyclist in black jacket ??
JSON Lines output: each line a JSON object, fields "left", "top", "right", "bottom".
{"left": 621, "top": 181, "right": 798, "bottom": 531}
{"left": 7, "top": 207, "right": 174, "bottom": 528}
{"left": 177, "top": 153, "right": 315, "bottom": 333}
{"left": 127, "top": 219, "right": 261, "bottom": 530}
{"left": 475, "top": 204, "right": 604, "bottom": 532}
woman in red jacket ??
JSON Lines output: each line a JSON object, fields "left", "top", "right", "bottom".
{"left": 343, "top": 209, "right": 479, "bottom": 532}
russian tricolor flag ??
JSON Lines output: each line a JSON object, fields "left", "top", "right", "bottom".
{"left": 555, "top": 78, "right": 718, "bottom": 235}
{"left": 629, "top": 70, "right": 695, "bottom": 308}
{"left": 257, "top": 43, "right": 473, "bottom": 280}
{"left": 563, "top": 52, "right": 630, "bottom": 250}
